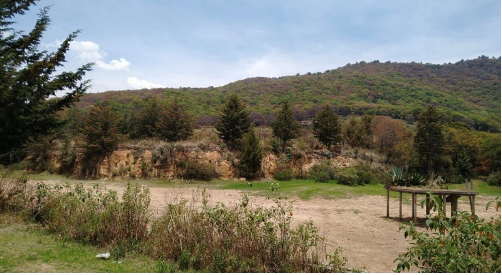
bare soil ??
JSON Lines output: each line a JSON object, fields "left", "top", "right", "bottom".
{"left": 29, "top": 180, "right": 500, "bottom": 273}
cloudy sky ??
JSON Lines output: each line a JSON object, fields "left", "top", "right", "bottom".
{"left": 11, "top": 0, "right": 502, "bottom": 93}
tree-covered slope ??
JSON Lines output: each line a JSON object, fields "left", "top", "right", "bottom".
{"left": 75, "top": 56, "right": 501, "bottom": 132}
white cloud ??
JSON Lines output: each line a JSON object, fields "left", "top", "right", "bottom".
{"left": 127, "top": 76, "right": 164, "bottom": 89}
{"left": 96, "top": 58, "right": 130, "bottom": 71}
{"left": 70, "top": 40, "right": 130, "bottom": 71}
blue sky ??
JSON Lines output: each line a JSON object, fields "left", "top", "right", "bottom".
{"left": 11, "top": 0, "right": 502, "bottom": 94}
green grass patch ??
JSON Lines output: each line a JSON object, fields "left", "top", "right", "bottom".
{"left": 0, "top": 215, "right": 158, "bottom": 273}
{"left": 447, "top": 180, "right": 501, "bottom": 197}
{"left": 219, "top": 179, "right": 393, "bottom": 200}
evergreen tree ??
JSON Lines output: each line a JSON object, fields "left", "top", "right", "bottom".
{"left": 136, "top": 98, "right": 162, "bottom": 138}
{"left": 239, "top": 126, "right": 263, "bottom": 179}
{"left": 271, "top": 102, "right": 301, "bottom": 151}
{"left": 215, "top": 93, "right": 251, "bottom": 149}
{"left": 79, "top": 103, "right": 125, "bottom": 156}
{"left": 413, "top": 105, "right": 446, "bottom": 176}
{"left": 312, "top": 105, "right": 341, "bottom": 150}
{"left": 0, "top": 1, "right": 93, "bottom": 164}
{"left": 156, "top": 97, "right": 193, "bottom": 142}
{"left": 454, "top": 147, "right": 473, "bottom": 180}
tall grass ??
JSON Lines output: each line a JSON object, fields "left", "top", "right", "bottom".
{"left": 0, "top": 171, "right": 347, "bottom": 272}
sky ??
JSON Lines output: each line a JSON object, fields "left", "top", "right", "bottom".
{"left": 10, "top": 0, "right": 502, "bottom": 94}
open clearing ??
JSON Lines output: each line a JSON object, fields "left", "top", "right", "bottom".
{"left": 27, "top": 178, "right": 500, "bottom": 272}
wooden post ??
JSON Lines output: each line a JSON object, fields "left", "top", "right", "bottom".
{"left": 442, "top": 195, "right": 447, "bottom": 218}
{"left": 399, "top": 192, "right": 402, "bottom": 220}
{"left": 386, "top": 188, "right": 390, "bottom": 218}
{"left": 426, "top": 194, "right": 430, "bottom": 216}
{"left": 470, "top": 180, "right": 474, "bottom": 190}
{"left": 451, "top": 196, "right": 458, "bottom": 217}
{"left": 469, "top": 196, "right": 476, "bottom": 215}
{"left": 412, "top": 193, "right": 416, "bottom": 223}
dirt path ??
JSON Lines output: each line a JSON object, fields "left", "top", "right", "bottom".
{"left": 29, "top": 180, "right": 500, "bottom": 272}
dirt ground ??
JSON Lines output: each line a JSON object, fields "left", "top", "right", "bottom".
{"left": 30, "top": 180, "right": 500, "bottom": 273}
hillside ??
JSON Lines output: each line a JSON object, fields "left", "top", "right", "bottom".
{"left": 75, "top": 56, "right": 501, "bottom": 132}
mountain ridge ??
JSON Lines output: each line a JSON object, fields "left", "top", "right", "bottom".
{"left": 75, "top": 56, "right": 501, "bottom": 132}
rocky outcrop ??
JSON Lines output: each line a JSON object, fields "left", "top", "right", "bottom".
{"left": 50, "top": 145, "right": 358, "bottom": 180}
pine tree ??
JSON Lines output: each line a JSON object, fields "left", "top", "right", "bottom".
{"left": 239, "top": 126, "right": 263, "bottom": 179}
{"left": 413, "top": 105, "right": 446, "bottom": 176}
{"left": 454, "top": 147, "right": 473, "bottom": 180}
{"left": 156, "top": 97, "right": 193, "bottom": 142}
{"left": 79, "top": 103, "right": 125, "bottom": 156}
{"left": 0, "top": 1, "right": 93, "bottom": 164}
{"left": 312, "top": 105, "right": 341, "bottom": 150}
{"left": 271, "top": 102, "right": 301, "bottom": 151}
{"left": 215, "top": 93, "right": 251, "bottom": 149}
{"left": 136, "top": 98, "right": 162, "bottom": 138}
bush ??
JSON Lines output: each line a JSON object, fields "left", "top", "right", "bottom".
{"left": 336, "top": 166, "right": 376, "bottom": 186}
{"left": 147, "top": 194, "right": 348, "bottom": 272}
{"left": 395, "top": 196, "right": 501, "bottom": 273}
{"left": 309, "top": 162, "right": 336, "bottom": 182}
{"left": 487, "top": 171, "right": 501, "bottom": 186}
{"left": 274, "top": 169, "right": 293, "bottom": 181}
{"left": 31, "top": 182, "right": 150, "bottom": 247}
{"left": 181, "top": 161, "right": 218, "bottom": 181}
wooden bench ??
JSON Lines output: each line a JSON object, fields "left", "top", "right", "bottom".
{"left": 385, "top": 185, "right": 478, "bottom": 223}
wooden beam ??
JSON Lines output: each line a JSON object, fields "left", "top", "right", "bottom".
{"left": 399, "top": 192, "right": 402, "bottom": 220}
{"left": 426, "top": 194, "right": 430, "bottom": 216}
{"left": 386, "top": 188, "right": 390, "bottom": 218}
{"left": 412, "top": 193, "right": 416, "bottom": 223}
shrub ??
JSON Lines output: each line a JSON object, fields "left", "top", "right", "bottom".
{"left": 0, "top": 171, "right": 31, "bottom": 212}
{"left": 147, "top": 194, "right": 348, "bottom": 272}
{"left": 274, "top": 169, "right": 293, "bottom": 181}
{"left": 336, "top": 166, "right": 376, "bottom": 186}
{"left": 31, "top": 182, "right": 150, "bottom": 247}
{"left": 487, "top": 171, "right": 501, "bottom": 186}
{"left": 336, "top": 168, "right": 359, "bottom": 186}
{"left": 181, "top": 161, "right": 218, "bottom": 181}
{"left": 395, "top": 196, "right": 501, "bottom": 273}
{"left": 309, "top": 162, "right": 336, "bottom": 182}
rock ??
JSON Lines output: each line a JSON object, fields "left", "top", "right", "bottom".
{"left": 96, "top": 252, "right": 110, "bottom": 260}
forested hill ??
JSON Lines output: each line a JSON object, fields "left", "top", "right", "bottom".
{"left": 75, "top": 56, "right": 501, "bottom": 132}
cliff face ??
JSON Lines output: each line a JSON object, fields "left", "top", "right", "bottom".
{"left": 50, "top": 144, "right": 358, "bottom": 180}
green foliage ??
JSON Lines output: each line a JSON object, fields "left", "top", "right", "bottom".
{"left": 413, "top": 105, "right": 447, "bottom": 176}
{"left": 135, "top": 98, "right": 162, "bottom": 138}
{"left": 274, "top": 169, "right": 293, "bottom": 181}
{"left": 336, "top": 166, "right": 376, "bottom": 186}
{"left": 147, "top": 194, "right": 348, "bottom": 272}
{"left": 31, "top": 182, "right": 150, "bottom": 247}
{"left": 343, "top": 116, "right": 372, "bottom": 148}
{"left": 487, "top": 171, "right": 501, "bottom": 187}
{"left": 215, "top": 93, "right": 251, "bottom": 149}
{"left": 79, "top": 103, "right": 126, "bottom": 157}
{"left": 181, "top": 161, "right": 218, "bottom": 181}
{"left": 309, "top": 161, "right": 336, "bottom": 183}
{"left": 312, "top": 105, "right": 342, "bottom": 150}
{"left": 271, "top": 102, "right": 301, "bottom": 151}
{"left": 238, "top": 128, "right": 263, "bottom": 179}
{"left": 156, "top": 97, "right": 193, "bottom": 142}
{"left": 395, "top": 196, "right": 501, "bottom": 273}
{"left": 0, "top": 1, "right": 93, "bottom": 164}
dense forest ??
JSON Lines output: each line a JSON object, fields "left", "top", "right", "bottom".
{"left": 76, "top": 56, "right": 501, "bottom": 132}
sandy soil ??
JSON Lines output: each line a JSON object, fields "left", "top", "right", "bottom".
{"left": 29, "top": 180, "right": 500, "bottom": 272}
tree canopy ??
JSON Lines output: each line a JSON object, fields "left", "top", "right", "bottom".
{"left": 312, "top": 105, "right": 341, "bottom": 150}
{"left": 0, "top": 0, "right": 93, "bottom": 164}
{"left": 215, "top": 93, "right": 251, "bottom": 149}
{"left": 271, "top": 102, "right": 301, "bottom": 151}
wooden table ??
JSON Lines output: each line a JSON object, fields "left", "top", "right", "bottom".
{"left": 385, "top": 185, "right": 478, "bottom": 223}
